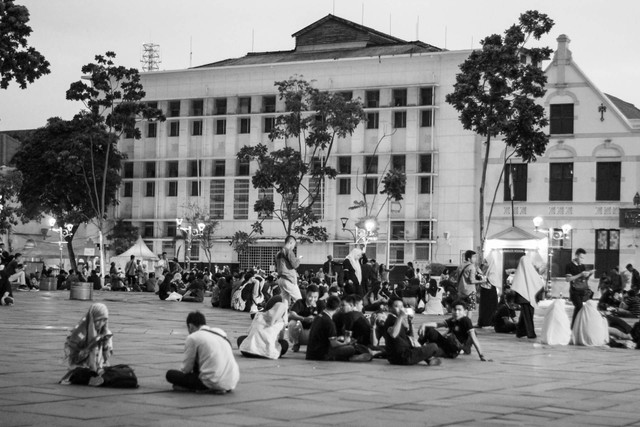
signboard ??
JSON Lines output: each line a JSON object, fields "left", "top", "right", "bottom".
{"left": 619, "top": 208, "right": 640, "bottom": 228}
{"left": 83, "top": 248, "right": 96, "bottom": 256}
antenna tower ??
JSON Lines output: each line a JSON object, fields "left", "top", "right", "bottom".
{"left": 141, "top": 43, "right": 161, "bottom": 72}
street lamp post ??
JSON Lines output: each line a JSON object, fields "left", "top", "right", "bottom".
{"left": 48, "top": 218, "right": 73, "bottom": 271}
{"left": 176, "top": 218, "right": 205, "bottom": 271}
{"left": 340, "top": 217, "right": 377, "bottom": 249}
{"left": 533, "top": 216, "right": 571, "bottom": 298}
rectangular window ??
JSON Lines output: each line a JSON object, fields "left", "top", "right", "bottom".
{"left": 124, "top": 128, "right": 135, "bottom": 139}
{"left": 596, "top": 162, "right": 621, "bottom": 201}
{"left": 389, "top": 243, "right": 405, "bottom": 264}
{"left": 264, "top": 117, "right": 275, "bottom": 133}
{"left": 190, "top": 244, "right": 200, "bottom": 260}
{"left": 420, "top": 110, "right": 433, "bottom": 127}
{"left": 166, "top": 161, "right": 179, "bottom": 177}
{"left": 192, "top": 120, "right": 203, "bottom": 136}
{"left": 337, "top": 91, "right": 352, "bottom": 100}
{"left": 418, "top": 221, "right": 432, "bottom": 240}
{"left": 550, "top": 104, "right": 574, "bottom": 134}
{"left": 238, "top": 97, "right": 251, "bottom": 114}
{"left": 234, "top": 179, "right": 250, "bottom": 219}
{"left": 213, "top": 160, "right": 225, "bottom": 177}
{"left": 239, "top": 118, "right": 251, "bottom": 134}
{"left": 237, "top": 158, "right": 250, "bottom": 176}
{"left": 189, "top": 160, "right": 201, "bottom": 177}
{"left": 391, "top": 155, "right": 405, "bottom": 172}
{"left": 210, "top": 180, "right": 225, "bottom": 219}
{"left": 191, "top": 99, "right": 203, "bottom": 116}
{"left": 166, "top": 222, "right": 177, "bottom": 238}
{"left": 215, "top": 119, "right": 226, "bottom": 135}
{"left": 392, "top": 89, "right": 407, "bottom": 107}
{"left": 168, "top": 101, "right": 180, "bottom": 117}
{"left": 144, "top": 162, "right": 156, "bottom": 178}
{"left": 549, "top": 162, "right": 573, "bottom": 201}
{"left": 338, "top": 157, "right": 351, "bottom": 174}
{"left": 147, "top": 101, "right": 158, "bottom": 109}
{"left": 145, "top": 181, "right": 155, "bottom": 197}
{"left": 419, "top": 176, "right": 432, "bottom": 194}
{"left": 190, "top": 181, "right": 201, "bottom": 196}
{"left": 123, "top": 182, "right": 132, "bottom": 197}
{"left": 214, "top": 98, "right": 227, "bottom": 115}
{"left": 364, "top": 177, "right": 378, "bottom": 194}
{"left": 147, "top": 122, "right": 157, "bottom": 138}
{"left": 504, "top": 163, "right": 528, "bottom": 202}
{"left": 365, "top": 90, "right": 380, "bottom": 108}
{"left": 364, "top": 156, "right": 378, "bottom": 174}
{"left": 167, "top": 181, "right": 178, "bottom": 197}
{"left": 161, "top": 241, "right": 175, "bottom": 258}
{"left": 263, "top": 96, "right": 276, "bottom": 113}
{"left": 393, "top": 111, "right": 407, "bottom": 128}
{"left": 419, "top": 154, "right": 432, "bottom": 173}
{"left": 338, "top": 178, "right": 351, "bottom": 195}
{"left": 258, "top": 188, "right": 274, "bottom": 219}
{"left": 420, "top": 87, "right": 434, "bottom": 106}
{"left": 366, "top": 112, "right": 379, "bottom": 129}
{"left": 123, "top": 162, "right": 134, "bottom": 178}
{"left": 309, "top": 177, "right": 324, "bottom": 219}
{"left": 391, "top": 221, "right": 405, "bottom": 240}
{"left": 143, "top": 222, "right": 154, "bottom": 238}
{"left": 169, "top": 122, "right": 179, "bottom": 137}
{"left": 415, "top": 243, "right": 430, "bottom": 260}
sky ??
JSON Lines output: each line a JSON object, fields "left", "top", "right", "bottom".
{"left": 2, "top": 0, "right": 640, "bottom": 131}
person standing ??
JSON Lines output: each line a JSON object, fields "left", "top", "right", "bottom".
{"left": 275, "top": 236, "right": 302, "bottom": 303}
{"left": 342, "top": 247, "right": 364, "bottom": 296}
{"left": 512, "top": 255, "right": 544, "bottom": 339}
{"left": 626, "top": 264, "right": 640, "bottom": 291}
{"left": 323, "top": 255, "right": 337, "bottom": 285}
{"left": 457, "top": 250, "right": 485, "bottom": 311}
{"left": 566, "top": 248, "right": 593, "bottom": 327}
{"left": 125, "top": 255, "right": 137, "bottom": 289}
{"left": 156, "top": 252, "right": 169, "bottom": 277}
{"left": 477, "top": 253, "right": 499, "bottom": 328}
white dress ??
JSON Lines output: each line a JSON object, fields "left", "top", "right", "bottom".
{"left": 424, "top": 287, "right": 444, "bottom": 315}
{"left": 239, "top": 302, "right": 287, "bottom": 359}
{"left": 540, "top": 299, "right": 571, "bottom": 345}
{"left": 572, "top": 300, "right": 609, "bottom": 346}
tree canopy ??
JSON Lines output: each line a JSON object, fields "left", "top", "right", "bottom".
{"left": 0, "top": 0, "right": 50, "bottom": 89}
{"left": 445, "top": 10, "right": 554, "bottom": 248}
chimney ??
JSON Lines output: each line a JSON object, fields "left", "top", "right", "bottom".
{"left": 553, "top": 34, "right": 572, "bottom": 86}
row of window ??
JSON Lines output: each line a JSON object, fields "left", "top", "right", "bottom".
{"left": 122, "top": 154, "right": 434, "bottom": 179}
{"left": 505, "top": 161, "right": 621, "bottom": 202}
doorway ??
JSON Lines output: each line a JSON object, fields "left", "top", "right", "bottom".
{"left": 502, "top": 249, "right": 525, "bottom": 286}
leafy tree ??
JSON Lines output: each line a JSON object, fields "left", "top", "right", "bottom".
{"left": 231, "top": 76, "right": 364, "bottom": 253}
{"left": 65, "top": 51, "right": 164, "bottom": 274}
{"left": 0, "top": 168, "right": 22, "bottom": 237}
{"left": 106, "top": 219, "right": 139, "bottom": 255}
{"left": 15, "top": 115, "right": 124, "bottom": 271}
{"left": 445, "top": 10, "right": 554, "bottom": 252}
{"left": 0, "top": 0, "right": 50, "bottom": 89}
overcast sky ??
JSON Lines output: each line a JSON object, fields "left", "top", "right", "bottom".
{"left": 2, "top": 0, "right": 639, "bottom": 131}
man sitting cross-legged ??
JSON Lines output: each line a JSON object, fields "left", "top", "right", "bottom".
{"left": 305, "top": 295, "right": 372, "bottom": 362}
{"left": 382, "top": 297, "right": 442, "bottom": 366}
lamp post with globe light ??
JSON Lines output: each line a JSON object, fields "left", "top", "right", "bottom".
{"left": 176, "top": 218, "right": 205, "bottom": 271}
{"left": 533, "top": 216, "right": 572, "bottom": 298}
{"left": 48, "top": 218, "right": 74, "bottom": 271}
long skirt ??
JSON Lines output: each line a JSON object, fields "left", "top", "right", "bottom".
{"left": 477, "top": 286, "right": 498, "bottom": 327}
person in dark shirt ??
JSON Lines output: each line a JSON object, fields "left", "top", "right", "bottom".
{"left": 0, "top": 268, "right": 14, "bottom": 305}
{"left": 626, "top": 264, "right": 640, "bottom": 291}
{"left": 566, "top": 248, "right": 593, "bottom": 327}
{"left": 494, "top": 290, "right": 517, "bottom": 334}
{"left": 382, "top": 297, "right": 441, "bottom": 366}
{"left": 182, "top": 272, "right": 206, "bottom": 302}
{"left": 343, "top": 295, "right": 372, "bottom": 346}
{"left": 306, "top": 295, "right": 372, "bottom": 362}
{"left": 613, "top": 289, "right": 640, "bottom": 318}
{"left": 419, "top": 300, "right": 489, "bottom": 361}
{"left": 288, "top": 284, "right": 324, "bottom": 352}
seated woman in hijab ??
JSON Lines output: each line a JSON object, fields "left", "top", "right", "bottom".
{"left": 511, "top": 255, "right": 544, "bottom": 339}
{"left": 237, "top": 296, "right": 289, "bottom": 359}
{"left": 59, "top": 303, "right": 113, "bottom": 386}
{"left": 157, "top": 273, "right": 174, "bottom": 300}
{"left": 540, "top": 298, "right": 571, "bottom": 345}
{"left": 572, "top": 300, "right": 609, "bottom": 346}
{"left": 424, "top": 279, "right": 444, "bottom": 315}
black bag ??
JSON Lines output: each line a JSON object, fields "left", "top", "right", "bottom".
{"left": 101, "top": 364, "right": 139, "bottom": 388}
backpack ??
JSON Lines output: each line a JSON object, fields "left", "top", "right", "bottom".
{"left": 101, "top": 364, "right": 139, "bottom": 388}
{"left": 231, "top": 285, "right": 247, "bottom": 311}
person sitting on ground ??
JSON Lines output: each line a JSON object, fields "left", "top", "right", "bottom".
{"left": 493, "top": 290, "right": 517, "bottom": 334}
{"left": 332, "top": 294, "right": 356, "bottom": 337}
{"left": 401, "top": 277, "right": 421, "bottom": 310}
{"left": 166, "top": 311, "right": 239, "bottom": 393}
{"left": 56, "top": 270, "right": 68, "bottom": 290}
{"left": 6, "top": 253, "right": 26, "bottom": 290}
{"left": 343, "top": 294, "right": 373, "bottom": 347}
{"left": 305, "top": 295, "right": 373, "bottom": 362}
{"left": 439, "top": 270, "right": 458, "bottom": 313}
{"left": 157, "top": 273, "right": 174, "bottom": 301}
{"left": 26, "top": 272, "right": 40, "bottom": 291}
{"left": 610, "top": 288, "right": 640, "bottom": 318}
{"left": 0, "top": 266, "right": 14, "bottom": 306}
{"left": 181, "top": 272, "right": 206, "bottom": 303}
{"left": 363, "top": 281, "right": 388, "bottom": 312}
{"left": 418, "top": 300, "right": 489, "bottom": 361}
{"left": 89, "top": 269, "right": 102, "bottom": 291}
{"left": 288, "top": 284, "right": 323, "bottom": 352}
{"left": 143, "top": 272, "right": 157, "bottom": 293}
{"left": 238, "top": 296, "right": 289, "bottom": 359}
{"left": 65, "top": 269, "right": 81, "bottom": 289}
{"left": 572, "top": 300, "right": 609, "bottom": 346}
{"left": 59, "top": 303, "right": 113, "bottom": 386}
{"left": 540, "top": 298, "right": 571, "bottom": 345}
{"left": 424, "top": 279, "right": 444, "bottom": 315}
{"left": 598, "top": 282, "right": 622, "bottom": 311}
{"left": 381, "top": 297, "right": 442, "bottom": 366}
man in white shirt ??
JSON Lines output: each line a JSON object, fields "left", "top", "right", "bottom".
{"left": 166, "top": 311, "right": 239, "bottom": 393}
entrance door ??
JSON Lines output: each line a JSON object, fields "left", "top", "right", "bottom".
{"left": 595, "top": 229, "right": 620, "bottom": 278}
{"left": 502, "top": 249, "right": 525, "bottom": 286}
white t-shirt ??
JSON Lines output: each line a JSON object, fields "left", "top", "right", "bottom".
{"left": 183, "top": 326, "right": 240, "bottom": 391}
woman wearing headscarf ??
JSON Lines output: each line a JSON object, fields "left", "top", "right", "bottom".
{"left": 237, "top": 296, "right": 289, "bottom": 359}
{"left": 157, "top": 272, "right": 174, "bottom": 300}
{"left": 572, "top": 300, "right": 609, "bottom": 346}
{"left": 424, "top": 279, "right": 444, "bottom": 315}
{"left": 60, "top": 303, "right": 113, "bottom": 385}
{"left": 540, "top": 298, "right": 571, "bottom": 345}
{"left": 511, "top": 255, "right": 544, "bottom": 339}
{"left": 342, "top": 247, "right": 363, "bottom": 296}
{"left": 477, "top": 252, "right": 500, "bottom": 327}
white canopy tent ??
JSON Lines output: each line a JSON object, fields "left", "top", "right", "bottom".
{"left": 110, "top": 236, "right": 159, "bottom": 270}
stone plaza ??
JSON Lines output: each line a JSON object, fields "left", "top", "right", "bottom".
{"left": 1, "top": 291, "right": 639, "bottom": 427}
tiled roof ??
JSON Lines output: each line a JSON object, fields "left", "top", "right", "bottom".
{"left": 605, "top": 93, "right": 640, "bottom": 120}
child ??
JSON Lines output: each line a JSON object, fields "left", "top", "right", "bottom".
{"left": 418, "top": 299, "right": 489, "bottom": 361}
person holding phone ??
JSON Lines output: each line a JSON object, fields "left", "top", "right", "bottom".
{"left": 275, "top": 235, "right": 303, "bottom": 304}
{"left": 566, "top": 248, "right": 593, "bottom": 327}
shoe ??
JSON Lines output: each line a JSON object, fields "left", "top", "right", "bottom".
{"left": 30, "top": 288, "right": 39, "bottom": 292}
{"left": 292, "top": 344, "right": 300, "bottom": 353}
{"left": 88, "top": 375, "right": 104, "bottom": 387}
{"left": 18, "top": 287, "right": 28, "bottom": 292}
{"left": 426, "top": 357, "right": 442, "bottom": 366}
{"left": 172, "top": 385, "right": 192, "bottom": 392}
{"left": 349, "top": 353, "right": 373, "bottom": 362}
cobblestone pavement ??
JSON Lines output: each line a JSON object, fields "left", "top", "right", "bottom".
{"left": 1, "top": 291, "right": 639, "bottom": 427}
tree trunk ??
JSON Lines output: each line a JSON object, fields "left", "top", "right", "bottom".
{"left": 478, "top": 135, "right": 492, "bottom": 259}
